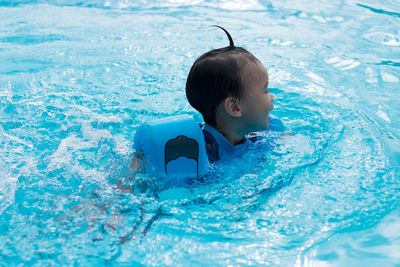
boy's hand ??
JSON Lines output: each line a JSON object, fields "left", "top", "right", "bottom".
{"left": 127, "top": 150, "right": 146, "bottom": 181}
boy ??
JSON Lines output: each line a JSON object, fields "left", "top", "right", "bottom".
{"left": 127, "top": 25, "right": 275, "bottom": 179}
{"left": 186, "top": 25, "right": 275, "bottom": 162}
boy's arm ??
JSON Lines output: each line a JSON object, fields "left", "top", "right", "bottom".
{"left": 126, "top": 150, "right": 146, "bottom": 181}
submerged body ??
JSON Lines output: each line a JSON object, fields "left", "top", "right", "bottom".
{"left": 202, "top": 116, "right": 285, "bottom": 163}
{"left": 129, "top": 114, "right": 286, "bottom": 182}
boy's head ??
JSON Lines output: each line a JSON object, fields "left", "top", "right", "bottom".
{"left": 186, "top": 26, "right": 275, "bottom": 135}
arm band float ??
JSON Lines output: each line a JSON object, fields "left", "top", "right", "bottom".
{"left": 133, "top": 115, "right": 209, "bottom": 179}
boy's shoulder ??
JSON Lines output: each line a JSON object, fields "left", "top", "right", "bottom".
{"left": 199, "top": 123, "right": 259, "bottom": 163}
{"left": 202, "top": 128, "right": 220, "bottom": 163}
{"left": 199, "top": 117, "right": 286, "bottom": 163}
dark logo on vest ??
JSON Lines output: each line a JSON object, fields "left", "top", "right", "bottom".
{"left": 164, "top": 135, "right": 199, "bottom": 175}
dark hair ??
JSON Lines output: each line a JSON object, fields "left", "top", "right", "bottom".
{"left": 185, "top": 25, "right": 260, "bottom": 126}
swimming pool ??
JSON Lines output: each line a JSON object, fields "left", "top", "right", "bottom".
{"left": 0, "top": 0, "right": 399, "bottom": 265}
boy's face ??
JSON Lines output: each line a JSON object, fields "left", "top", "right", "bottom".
{"left": 239, "top": 61, "right": 275, "bottom": 132}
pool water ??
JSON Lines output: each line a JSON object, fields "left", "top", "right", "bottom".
{"left": 1, "top": 0, "right": 399, "bottom": 265}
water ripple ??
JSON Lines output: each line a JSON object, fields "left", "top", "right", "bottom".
{"left": 357, "top": 3, "right": 400, "bottom": 18}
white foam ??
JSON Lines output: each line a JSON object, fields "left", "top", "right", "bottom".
{"left": 48, "top": 123, "right": 113, "bottom": 171}
{"left": 364, "top": 32, "right": 400, "bottom": 46}
{"left": 365, "top": 67, "right": 378, "bottom": 84}
{"left": 376, "top": 109, "right": 391, "bottom": 123}
{"left": 381, "top": 72, "right": 399, "bottom": 83}
{"left": 306, "top": 71, "right": 326, "bottom": 85}
{"left": 325, "top": 57, "right": 360, "bottom": 70}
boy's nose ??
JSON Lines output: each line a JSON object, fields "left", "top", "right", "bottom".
{"left": 271, "top": 94, "right": 275, "bottom": 102}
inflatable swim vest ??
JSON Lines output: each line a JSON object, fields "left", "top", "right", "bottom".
{"left": 133, "top": 114, "right": 286, "bottom": 180}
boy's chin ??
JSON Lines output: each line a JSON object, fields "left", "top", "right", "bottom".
{"left": 265, "top": 115, "right": 272, "bottom": 129}
{"left": 262, "top": 121, "right": 270, "bottom": 131}
{"left": 249, "top": 122, "right": 269, "bottom": 132}
{"left": 260, "top": 117, "right": 270, "bottom": 130}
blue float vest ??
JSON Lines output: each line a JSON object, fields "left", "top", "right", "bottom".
{"left": 133, "top": 115, "right": 209, "bottom": 179}
{"left": 133, "top": 114, "right": 286, "bottom": 180}
{"left": 268, "top": 117, "right": 286, "bottom": 132}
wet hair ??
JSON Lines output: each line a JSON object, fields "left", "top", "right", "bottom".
{"left": 185, "top": 25, "right": 260, "bottom": 126}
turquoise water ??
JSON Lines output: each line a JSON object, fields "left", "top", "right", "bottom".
{"left": 1, "top": 0, "right": 399, "bottom": 265}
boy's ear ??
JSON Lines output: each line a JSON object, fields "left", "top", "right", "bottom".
{"left": 223, "top": 96, "right": 242, "bottom": 117}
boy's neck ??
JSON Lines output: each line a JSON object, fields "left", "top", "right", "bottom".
{"left": 214, "top": 124, "right": 246, "bottom": 146}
